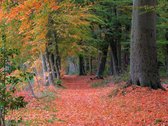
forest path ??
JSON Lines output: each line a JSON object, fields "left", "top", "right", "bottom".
{"left": 61, "top": 75, "right": 93, "bottom": 89}
{"left": 52, "top": 75, "right": 115, "bottom": 126}
{"left": 50, "top": 75, "right": 168, "bottom": 126}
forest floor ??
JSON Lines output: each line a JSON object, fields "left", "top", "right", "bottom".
{"left": 7, "top": 75, "right": 168, "bottom": 126}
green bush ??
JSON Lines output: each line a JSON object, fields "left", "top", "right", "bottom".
{"left": 0, "top": 32, "right": 27, "bottom": 126}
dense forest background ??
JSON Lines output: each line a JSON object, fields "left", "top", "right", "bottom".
{"left": 0, "top": 0, "right": 168, "bottom": 84}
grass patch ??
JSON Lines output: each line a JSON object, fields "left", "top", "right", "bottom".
{"left": 41, "top": 91, "right": 56, "bottom": 102}
{"left": 6, "top": 119, "right": 23, "bottom": 126}
{"left": 112, "top": 71, "right": 129, "bottom": 83}
{"left": 154, "top": 119, "right": 162, "bottom": 125}
{"left": 91, "top": 78, "right": 111, "bottom": 88}
{"left": 48, "top": 117, "right": 65, "bottom": 123}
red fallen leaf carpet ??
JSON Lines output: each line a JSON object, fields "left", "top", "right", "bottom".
{"left": 7, "top": 75, "right": 168, "bottom": 126}
{"left": 52, "top": 75, "right": 168, "bottom": 126}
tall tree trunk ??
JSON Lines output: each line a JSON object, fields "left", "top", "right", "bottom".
{"left": 165, "top": 30, "right": 168, "bottom": 76}
{"left": 54, "top": 54, "right": 61, "bottom": 79}
{"left": 44, "top": 51, "right": 54, "bottom": 85}
{"left": 96, "top": 44, "right": 108, "bottom": 77}
{"left": 110, "top": 41, "right": 119, "bottom": 75}
{"left": 84, "top": 57, "right": 90, "bottom": 74}
{"left": 109, "top": 50, "right": 114, "bottom": 75}
{"left": 53, "top": 32, "right": 61, "bottom": 80}
{"left": 89, "top": 56, "right": 93, "bottom": 75}
{"left": 49, "top": 54, "right": 56, "bottom": 81}
{"left": 117, "top": 41, "right": 121, "bottom": 72}
{"left": 79, "top": 54, "right": 85, "bottom": 75}
{"left": 41, "top": 53, "right": 48, "bottom": 85}
{"left": 130, "top": 0, "right": 163, "bottom": 89}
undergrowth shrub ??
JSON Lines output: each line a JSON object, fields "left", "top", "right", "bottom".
{"left": 0, "top": 28, "right": 27, "bottom": 126}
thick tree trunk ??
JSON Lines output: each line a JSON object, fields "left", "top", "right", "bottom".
{"left": 130, "top": 0, "right": 163, "bottom": 89}
{"left": 96, "top": 44, "right": 108, "bottom": 77}
{"left": 79, "top": 54, "right": 85, "bottom": 75}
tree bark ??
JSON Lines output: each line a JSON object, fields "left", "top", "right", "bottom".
{"left": 49, "top": 54, "right": 56, "bottom": 81}
{"left": 44, "top": 50, "right": 54, "bottom": 85}
{"left": 110, "top": 41, "right": 119, "bottom": 75}
{"left": 41, "top": 53, "right": 48, "bottom": 85}
{"left": 96, "top": 44, "right": 109, "bottom": 77}
{"left": 109, "top": 50, "right": 114, "bottom": 75}
{"left": 130, "top": 0, "right": 163, "bottom": 89}
{"left": 89, "top": 56, "right": 93, "bottom": 75}
{"left": 46, "top": 14, "right": 61, "bottom": 83}
{"left": 165, "top": 30, "right": 168, "bottom": 76}
{"left": 79, "top": 54, "right": 85, "bottom": 75}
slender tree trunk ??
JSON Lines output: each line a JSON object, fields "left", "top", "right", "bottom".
{"left": 41, "top": 53, "right": 48, "bottom": 85}
{"left": 109, "top": 49, "right": 114, "bottom": 75}
{"left": 53, "top": 32, "right": 61, "bottom": 79}
{"left": 165, "top": 45, "right": 168, "bottom": 76}
{"left": 96, "top": 44, "right": 109, "bottom": 77}
{"left": 49, "top": 54, "right": 56, "bottom": 82}
{"left": 0, "top": 109, "right": 5, "bottom": 126}
{"left": 44, "top": 51, "right": 54, "bottom": 85}
{"left": 110, "top": 41, "right": 119, "bottom": 75}
{"left": 84, "top": 57, "right": 90, "bottom": 74}
{"left": 79, "top": 54, "right": 85, "bottom": 75}
{"left": 54, "top": 55, "right": 60, "bottom": 79}
{"left": 89, "top": 56, "right": 93, "bottom": 75}
{"left": 165, "top": 30, "right": 168, "bottom": 75}
{"left": 46, "top": 14, "right": 61, "bottom": 83}
{"left": 117, "top": 41, "right": 121, "bottom": 72}
{"left": 130, "top": 0, "right": 163, "bottom": 89}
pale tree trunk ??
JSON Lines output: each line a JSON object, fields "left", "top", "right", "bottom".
{"left": 41, "top": 53, "right": 48, "bottom": 85}
{"left": 130, "top": 0, "right": 163, "bottom": 89}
